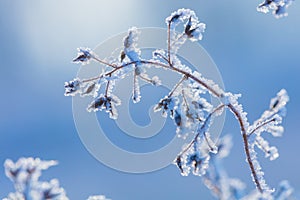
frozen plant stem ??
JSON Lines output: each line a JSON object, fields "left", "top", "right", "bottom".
{"left": 81, "top": 57, "right": 263, "bottom": 193}
{"left": 66, "top": 8, "right": 291, "bottom": 197}
{"left": 228, "top": 104, "right": 263, "bottom": 193}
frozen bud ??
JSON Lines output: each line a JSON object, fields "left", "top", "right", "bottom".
{"left": 274, "top": 5, "right": 288, "bottom": 18}
{"left": 123, "top": 27, "right": 141, "bottom": 63}
{"left": 257, "top": 0, "right": 274, "bottom": 13}
{"left": 175, "top": 156, "right": 184, "bottom": 174}
{"left": 187, "top": 152, "right": 209, "bottom": 176}
{"left": 73, "top": 47, "right": 93, "bottom": 65}
{"left": 154, "top": 96, "right": 177, "bottom": 118}
{"left": 174, "top": 110, "right": 182, "bottom": 127}
{"left": 269, "top": 89, "right": 289, "bottom": 115}
{"left": 165, "top": 8, "right": 197, "bottom": 26}
{"left": 184, "top": 15, "right": 206, "bottom": 41}
{"left": 87, "top": 94, "right": 121, "bottom": 119}
{"left": 152, "top": 49, "right": 167, "bottom": 61}
{"left": 257, "top": 0, "right": 294, "bottom": 18}
{"left": 64, "top": 78, "right": 81, "bottom": 96}
{"left": 150, "top": 76, "right": 161, "bottom": 86}
{"left": 169, "top": 14, "right": 182, "bottom": 23}
{"left": 120, "top": 50, "right": 126, "bottom": 62}
{"left": 87, "top": 95, "right": 107, "bottom": 112}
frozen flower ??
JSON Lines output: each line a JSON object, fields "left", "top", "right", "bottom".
{"left": 64, "top": 78, "right": 81, "bottom": 96}
{"left": 73, "top": 47, "right": 93, "bottom": 64}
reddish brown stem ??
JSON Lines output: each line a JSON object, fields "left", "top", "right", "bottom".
{"left": 228, "top": 104, "right": 263, "bottom": 193}
{"left": 92, "top": 56, "right": 117, "bottom": 68}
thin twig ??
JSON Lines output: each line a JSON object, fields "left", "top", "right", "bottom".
{"left": 181, "top": 89, "right": 190, "bottom": 111}
{"left": 248, "top": 118, "right": 276, "bottom": 138}
{"left": 92, "top": 56, "right": 117, "bottom": 68}
{"left": 168, "top": 22, "right": 171, "bottom": 63}
{"left": 168, "top": 75, "right": 187, "bottom": 97}
{"left": 202, "top": 175, "right": 222, "bottom": 198}
{"left": 104, "top": 80, "right": 110, "bottom": 97}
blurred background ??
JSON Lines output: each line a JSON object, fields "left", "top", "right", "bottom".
{"left": 0, "top": 0, "right": 299, "bottom": 199}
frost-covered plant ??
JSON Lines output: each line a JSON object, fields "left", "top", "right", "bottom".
{"left": 64, "top": 8, "right": 296, "bottom": 199}
{"left": 257, "top": 0, "right": 295, "bottom": 18}
{"left": 3, "top": 157, "right": 68, "bottom": 200}
{"left": 3, "top": 157, "right": 110, "bottom": 200}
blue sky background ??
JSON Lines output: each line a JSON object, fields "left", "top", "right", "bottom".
{"left": 0, "top": 0, "right": 299, "bottom": 199}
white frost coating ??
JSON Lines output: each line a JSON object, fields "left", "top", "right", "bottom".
{"left": 255, "top": 136, "right": 279, "bottom": 161}
{"left": 132, "top": 74, "right": 141, "bottom": 103}
{"left": 4, "top": 158, "right": 69, "bottom": 200}
{"left": 248, "top": 143, "right": 274, "bottom": 193}
{"left": 4, "top": 158, "right": 58, "bottom": 184}
{"left": 123, "top": 27, "right": 141, "bottom": 63}
{"left": 73, "top": 47, "right": 93, "bottom": 65}
{"left": 217, "top": 135, "right": 233, "bottom": 158}
{"left": 31, "top": 179, "right": 69, "bottom": 200}
{"left": 195, "top": 73, "right": 225, "bottom": 97}
{"left": 226, "top": 92, "right": 250, "bottom": 131}
{"left": 165, "top": 8, "right": 198, "bottom": 27}
{"left": 64, "top": 78, "right": 81, "bottom": 96}
{"left": 165, "top": 8, "right": 206, "bottom": 55}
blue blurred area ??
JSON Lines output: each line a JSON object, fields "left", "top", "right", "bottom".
{"left": 0, "top": 0, "right": 299, "bottom": 199}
